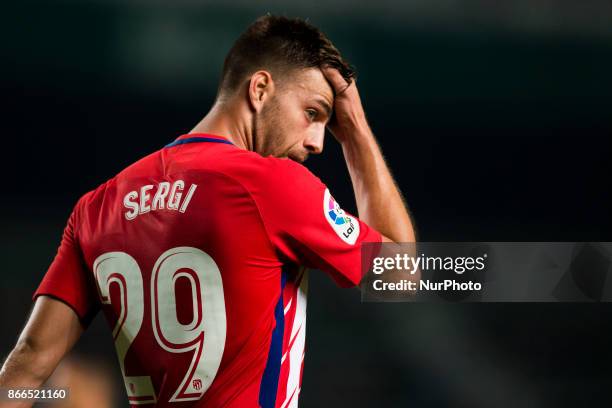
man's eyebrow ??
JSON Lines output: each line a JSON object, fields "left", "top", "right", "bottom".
{"left": 313, "top": 97, "right": 333, "bottom": 116}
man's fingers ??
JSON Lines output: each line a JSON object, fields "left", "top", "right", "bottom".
{"left": 322, "top": 67, "right": 350, "bottom": 95}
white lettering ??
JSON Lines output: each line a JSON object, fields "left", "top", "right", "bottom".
{"left": 124, "top": 191, "right": 139, "bottom": 220}
{"left": 123, "top": 180, "right": 197, "bottom": 221}
{"left": 168, "top": 180, "right": 185, "bottom": 211}
{"left": 152, "top": 182, "right": 170, "bottom": 210}
{"left": 179, "top": 184, "right": 197, "bottom": 213}
{"left": 139, "top": 185, "right": 154, "bottom": 214}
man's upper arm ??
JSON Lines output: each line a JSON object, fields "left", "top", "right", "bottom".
{"left": 251, "top": 159, "right": 382, "bottom": 287}
{"left": 18, "top": 296, "right": 84, "bottom": 365}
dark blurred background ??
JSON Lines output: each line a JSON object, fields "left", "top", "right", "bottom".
{"left": 1, "top": 0, "right": 612, "bottom": 407}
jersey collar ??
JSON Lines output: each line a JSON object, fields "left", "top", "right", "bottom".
{"left": 165, "top": 133, "right": 234, "bottom": 148}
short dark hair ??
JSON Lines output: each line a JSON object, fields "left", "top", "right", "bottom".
{"left": 218, "top": 15, "right": 355, "bottom": 95}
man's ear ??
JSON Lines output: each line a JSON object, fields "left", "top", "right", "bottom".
{"left": 248, "top": 70, "right": 275, "bottom": 113}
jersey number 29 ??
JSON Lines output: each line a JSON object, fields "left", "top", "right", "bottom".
{"left": 94, "top": 247, "right": 227, "bottom": 404}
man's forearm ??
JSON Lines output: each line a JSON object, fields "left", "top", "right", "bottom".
{"left": 341, "top": 122, "right": 416, "bottom": 243}
{"left": 0, "top": 339, "right": 57, "bottom": 385}
{"left": 0, "top": 341, "right": 51, "bottom": 408}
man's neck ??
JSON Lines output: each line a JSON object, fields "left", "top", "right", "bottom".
{"left": 189, "top": 101, "right": 253, "bottom": 151}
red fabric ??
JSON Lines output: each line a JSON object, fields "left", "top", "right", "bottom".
{"left": 34, "top": 133, "right": 382, "bottom": 407}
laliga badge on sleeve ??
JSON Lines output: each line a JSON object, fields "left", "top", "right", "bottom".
{"left": 323, "top": 188, "right": 359, "bottom": 245}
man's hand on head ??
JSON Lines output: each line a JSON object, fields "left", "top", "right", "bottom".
{"left": 322, "top": 67, "right": 368, "bottom": 144}
{"left": 321, "top": 66, "right": 417, "bottom": 244}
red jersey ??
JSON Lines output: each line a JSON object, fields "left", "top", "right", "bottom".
{"left": 34, "top": 133, "right": 381, "bottom": 407}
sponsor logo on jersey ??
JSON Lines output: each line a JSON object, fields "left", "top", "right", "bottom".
{"left": 323, "top": 188, "right": 359, "bottom": 245}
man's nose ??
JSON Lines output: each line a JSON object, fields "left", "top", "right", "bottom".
{"left": 304, "top": 130, "right": 324, "bottom": 155}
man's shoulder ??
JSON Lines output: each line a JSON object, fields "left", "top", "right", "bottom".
{"left": 205, "top": 149, "right": 323, "bottom": 192}
{"left": 72, "top": 179, "right": 113, "bottom": 216}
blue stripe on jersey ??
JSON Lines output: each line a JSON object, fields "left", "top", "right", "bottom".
{"left": 164, "top": 136, "right": 233, "bottom": 148}
{"left": 259, "top": 270, "right": 288, "bottom": 408}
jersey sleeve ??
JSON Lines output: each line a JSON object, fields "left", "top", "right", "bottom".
{"left": 253, "top": 159, "right": 382, "bottom": 288}
{"left": 33, "top": 196, "right": 99, "bottom": 325}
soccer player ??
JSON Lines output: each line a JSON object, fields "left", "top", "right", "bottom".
{"left": 0, "top": 15, "right": 415, "bottom": 408}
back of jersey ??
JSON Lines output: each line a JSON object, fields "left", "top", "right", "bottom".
{"left": 35, "top": 133, "right": 381, "bottom": 408}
